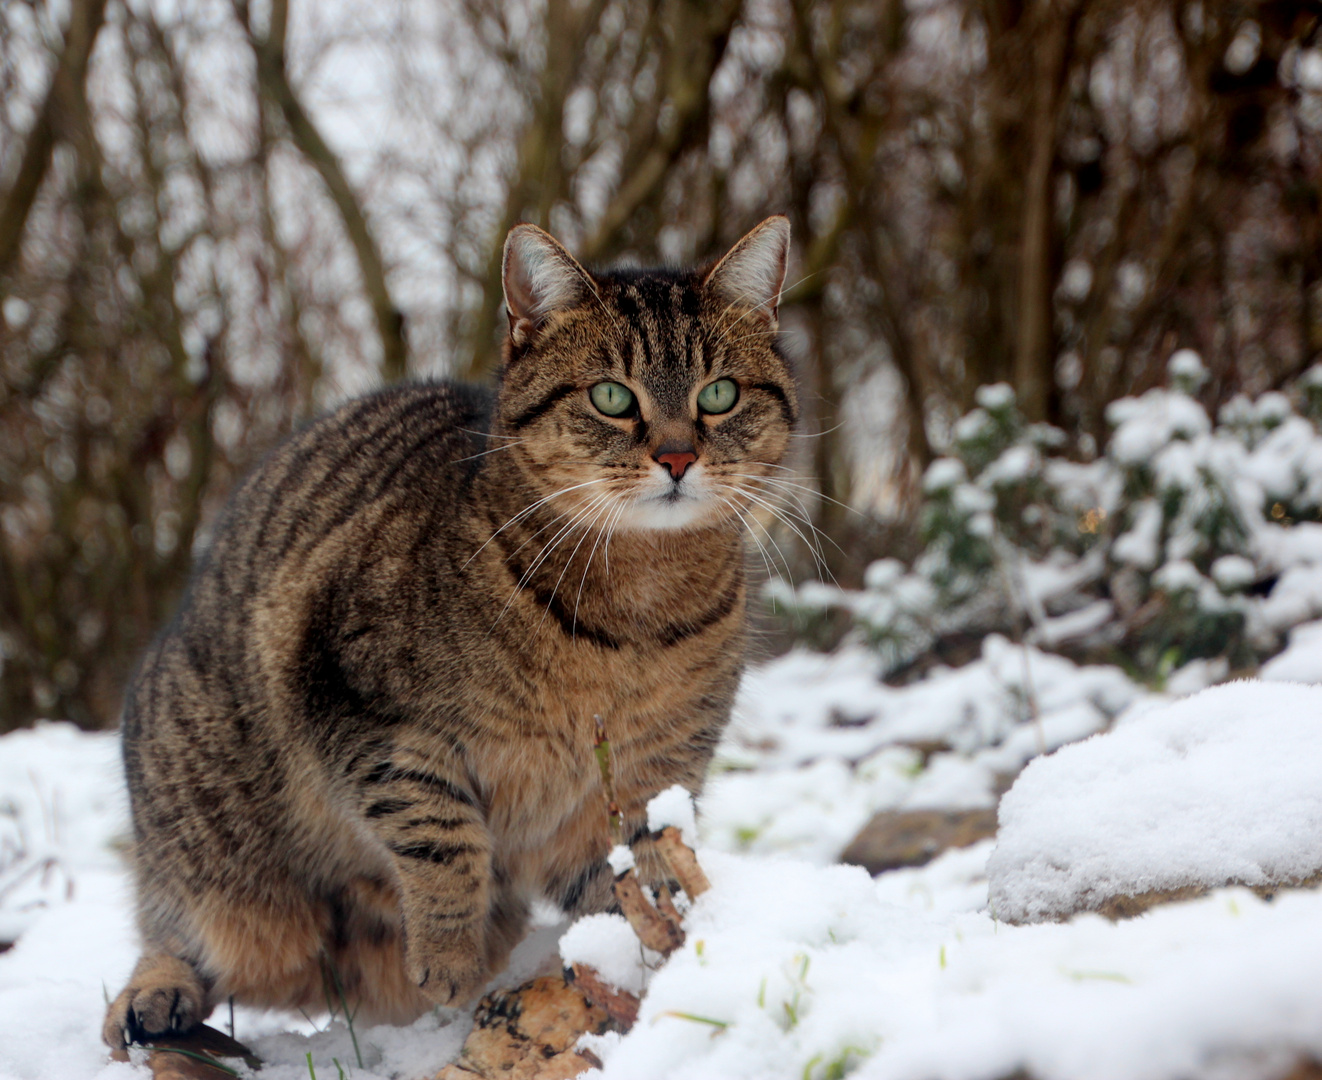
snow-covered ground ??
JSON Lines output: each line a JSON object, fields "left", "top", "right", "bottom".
{"left": 4, "top": 644, "right": 1322, "bottom": 1080}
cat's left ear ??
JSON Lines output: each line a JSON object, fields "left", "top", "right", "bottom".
{"left": 502, "top": 224, "right": 590, "bottom": 347}
{"left": 703, "top": 215, "right": 791, "bottom": 330}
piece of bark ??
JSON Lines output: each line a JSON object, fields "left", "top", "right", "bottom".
{"left": 436, "top": 974, "right": 610, "bottom": 1080}
{"left": 654, "top": 827, "right": 710, "bottom": 899}
{"left": 1090, "top": 884, "right": 1211, "bottom": 921}
{"left": 613, "top": 869, "right": 684, "bottom": 954}
{"left": 437, "top": 840, "right": 711, "bottom": 1076}
{"left": 435, "top": 1047, "right": 600, "bottom": 1080}
{"left": 840, "top": 808, "right": 999, "bottom": 875}
{"left": 437, "top": 1034, "right": 600, "bottom": 1080}
{"left": 653, "top": 885, "right": 682, "bottom": 926}
{"left": 568, "top": 963, "right": 641, "bottom": 1028}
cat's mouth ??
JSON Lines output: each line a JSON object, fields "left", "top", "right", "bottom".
{"left": 614, "top": 465, "right": 724, "bottom": 532}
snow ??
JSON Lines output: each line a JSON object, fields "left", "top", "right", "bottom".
{"left": 1167, "top": 347, "right": 1209, "bottom": 387}
{"left": 0, "top": 724, "right": 538, "bottom": 1080}
{"left": 1153, "top": 557, "right": 1203, "bottom": 593}
{"left": 607, "top": 845, "right": 636, "bottom": 875}
{"left": 1112, "top": 498, "right": 1162, "bottom": 568}
{"left": 1163, "top": 656, "right": 1229, "bottom": 697}
{"left": 1255, "top": 563, "right": 1322, "bottom": 632}
{"left": 1106, "top": 390, "right": 1210, "bottom": 465}
{"left": 975, "top": 382, "right": 1015, "bottom": 410}
{"left": 0, "top": 723, "right": 126, "bottom": 943}
{"left": 980, "top": 444, "right": 1039, "bottom": 488}
{"left": 987, "top": 681, "right": 1322, "bottom": 924}
{"left": 6, "top": 661, "right": 1322, "bottom": 1079}
{"left": 589, "top": 851, "right": 1322, "bottom": 1080}
{"left": 1261, "top": 619, "right": 1322, "bottom": 682}
{"left": 560, "top": 915, "right": 652, "bottom": 995}
{"left": 1018, "top": 550, "right": 1106, "bottom": 612}
{"left": 702, "top": 635, "right": 1139, "bottom": 864}
{"left": 922, "top": 457, "right": 966, "bottom": 493}
{"left": 646, "top": 786, "right": 697, "bottom": 847}
{"left": 1210, "top": 553, "right": 1256, "bottom": 591}
{"left": 1029, "top": 598, "right": 1114, "bottom": 648}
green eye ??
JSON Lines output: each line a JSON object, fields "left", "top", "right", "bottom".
{"left": 590, "top": 381, "right": 635, "bottom": 417}
{"left": 697, "top": 379, "right": 739, "bottom": 415}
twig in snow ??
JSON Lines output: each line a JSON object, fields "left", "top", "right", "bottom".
{"left": 654, "top": 826, "right": 710, "bottom": 899}
{"left": 612, "top": 869, "right": 684, "bottom": 954}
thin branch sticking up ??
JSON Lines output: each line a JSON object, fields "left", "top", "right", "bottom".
{"left": 244, "top": 0, "right": 407, "bottom": 383}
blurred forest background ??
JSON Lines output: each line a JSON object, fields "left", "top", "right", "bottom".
{"left": 1, "top": 0, "right": 1319, "bottom": 730}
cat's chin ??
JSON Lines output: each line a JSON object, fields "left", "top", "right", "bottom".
{"left": 613, "top": 491, "right": 723, "bottom": 533}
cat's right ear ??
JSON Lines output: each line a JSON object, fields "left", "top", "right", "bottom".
{"left": 703, "top": 215, "right": 791, "bottom": 329}
{"left": 502, "top": 224, "right": 589, "bottom": 348}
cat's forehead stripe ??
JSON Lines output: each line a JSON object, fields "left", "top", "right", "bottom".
{"left": 606, "top": 273, "right": 706, "bottom": 385}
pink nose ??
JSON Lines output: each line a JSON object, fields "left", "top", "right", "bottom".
{"left": 656, "top": 450, "right": 697, "bottom": 480}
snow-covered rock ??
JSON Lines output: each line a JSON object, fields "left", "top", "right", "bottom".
{"left": 987, "top": 680, "right": 1322, "bottom": 923}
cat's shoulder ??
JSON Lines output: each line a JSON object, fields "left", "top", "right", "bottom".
{"left": 204, "top": 379, "right": 496, "bottom": 559}
{"left": 248, "top": 379, "right": 495, "bottom": 477}
{"left": 312, "top": 379, "right": 494, "bottom": 442}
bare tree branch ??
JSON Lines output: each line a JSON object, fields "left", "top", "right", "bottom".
{"left": 247, "top": 0, "right": 408, "bottom": 383}
{"left": 454, "top": 0, "right": 614, "bottom": 380}
{"left": 1013, "top": 0, "right": 1082, "bottom": 422}
{"left": 0, "top": 0, "right": 107, "bottom": 278}
{"left": 577, "top": 0, "right": 742, "bottom": 261}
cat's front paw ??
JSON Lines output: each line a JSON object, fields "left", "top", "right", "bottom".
{"left": 103, "top": 954, "right": 208, "bottom": 1049}
{"left": 405, "top": 927, "right": 488, "bottom": 1007}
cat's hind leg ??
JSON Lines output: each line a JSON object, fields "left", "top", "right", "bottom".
{"left": 102, "top": 953, "right": 211, "bottom": 1051}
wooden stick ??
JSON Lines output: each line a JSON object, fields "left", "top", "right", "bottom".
{"left": 654, "top": 826, "right": 710, "bottom": 899}
{"left": 612, "top": 869, "right": 684, "bottom": 954}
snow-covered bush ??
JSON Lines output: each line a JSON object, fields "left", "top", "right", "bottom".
{"left": 775, "top": 352, "right": 1322, "bottom": 683}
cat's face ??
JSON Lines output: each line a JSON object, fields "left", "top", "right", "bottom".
{"left": 496, "top": 217, "right": 797, "bottom": 534}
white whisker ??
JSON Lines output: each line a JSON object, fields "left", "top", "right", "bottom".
{"left": 785, "top": 420, "right": 848, "bottom": 440}
{"left": 450, "top": 440, "right": 527, "bottom": 465}
{"left": 539, "top": 493, "right": 618, "bottom": 640}
{"left": 573, "top": 493, "right": 628, "bottom": 629}
{"left": 725, "top": 468, "right": 863, "bottom": 522}
{"left": 488, "top": 491, "right": 615, "bottom": 634}
{"left": 463, "top": 477, "right": 611, "bottom": 570}
{"left": 737, "top": 485, "right": 839, "bottom": 575}
{"left": 710, "top": 479, "right": 837, "bottom": 584}
{"left": 720, "top": 494, "right": 794, "bottom": 583}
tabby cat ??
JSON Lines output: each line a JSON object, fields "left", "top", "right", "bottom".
{"left": 103, "top": 216, "right": 797, "bottom": 1049}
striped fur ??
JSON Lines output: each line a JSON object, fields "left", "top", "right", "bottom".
{"left": 104, "top": 218, "right": 797, "bottom": 1048}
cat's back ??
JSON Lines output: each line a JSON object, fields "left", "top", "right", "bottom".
{"left": 208, "top": 380, "right": 491, "bottom": 583}
{"left": 124, "top": 381, "right": 492, "bottom": 732}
